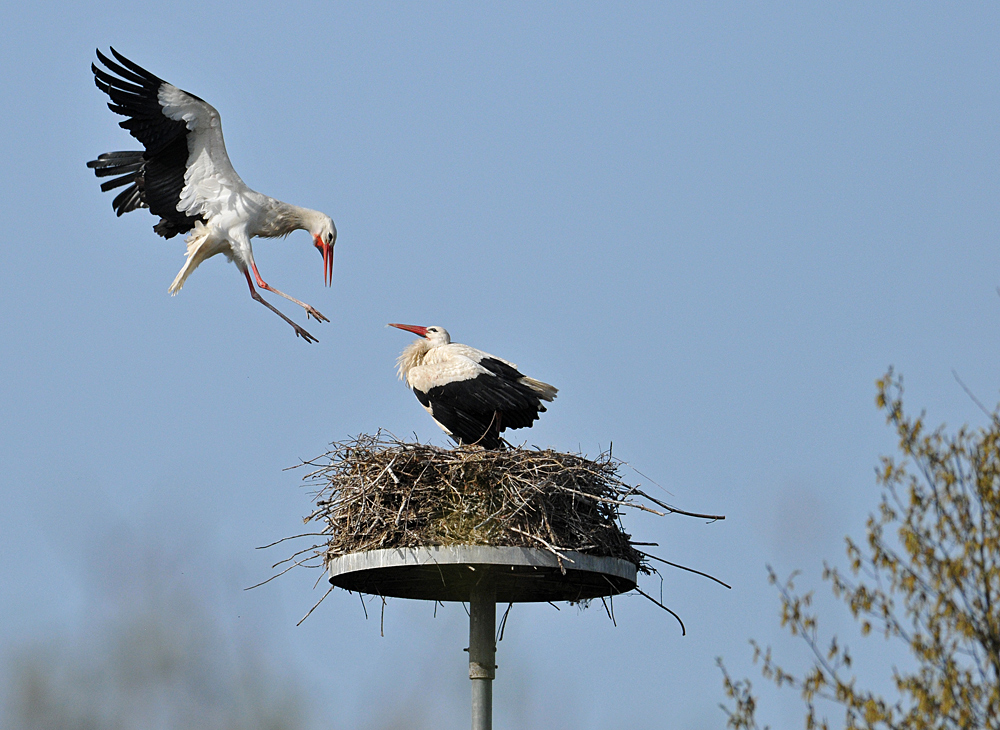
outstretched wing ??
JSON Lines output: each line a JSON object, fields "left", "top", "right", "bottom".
{"left": 89, "top": 48, "right": 245, "bottom": 235}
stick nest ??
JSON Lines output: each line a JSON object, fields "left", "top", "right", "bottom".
{"left": 297, "top": 432, "right": 657, "bottom": 572}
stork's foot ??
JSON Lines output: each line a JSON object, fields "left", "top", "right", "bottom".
{"left": 305, "top": 305, "right": 329, "bottom": 323}
{"left": 292, "top": 323, "right": 319, "bottom": 344}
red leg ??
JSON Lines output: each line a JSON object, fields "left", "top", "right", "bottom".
{"left": 243, "top": 269, "right": 318, "bottom": 343}
{"left": 250, "top": 262, "right": 329, "bottom": 323}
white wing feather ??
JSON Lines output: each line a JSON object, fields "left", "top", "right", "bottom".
{"left": 157, "top": 84, "right": 250, "bottom": 221}
{"left": 407, "top": 350, "right": 490, "bottom": 393}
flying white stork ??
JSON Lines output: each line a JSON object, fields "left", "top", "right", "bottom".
{"left": 389, "top": 324, "right": 558, "bottom": 449}
{"left": 87, "top": 48, "right": 337, "bottom": 343}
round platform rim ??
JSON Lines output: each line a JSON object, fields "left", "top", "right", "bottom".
{"left": 328, "top": 545, "right": 637, "bottom": 582}
{"left": 326, "top": 545, "right": 638, "bottom": 602}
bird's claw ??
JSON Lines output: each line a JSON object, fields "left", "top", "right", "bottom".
{"left": 306, "top": 306, "right": 329, "bottom": 323}
{"left": 293, "top": 324, "right": 319, "bottom": 344}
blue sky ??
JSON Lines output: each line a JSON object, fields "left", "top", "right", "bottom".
{"left": 2, "top": 3, "right": 1000, "bottom": 728}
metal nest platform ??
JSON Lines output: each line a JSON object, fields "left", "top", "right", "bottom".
{"left": 327, "top": 545, "right": 638, "bottom": 603}
{"left": 328, "top": 545, "right": 640, "bottom": 730}
{"left": 292, "top": 437, "right": 724, "bottom": 730}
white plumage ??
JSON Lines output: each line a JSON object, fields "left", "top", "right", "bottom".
{"left": 88, "top": 49, "right": 337, "bottom": 343}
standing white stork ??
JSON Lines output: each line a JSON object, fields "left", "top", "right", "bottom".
{"left": 87, "top": 48, "right": 337, "bottom": 343}
{"left": 389, "top": 324, "right": 558, "bottom": 449}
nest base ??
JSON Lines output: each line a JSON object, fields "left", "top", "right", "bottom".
{"left": 328, "top": 545, "right": 637, "bottom": 603}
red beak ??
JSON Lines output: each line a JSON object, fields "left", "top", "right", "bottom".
{"left": 314, "top": 234, "right": 334, "bottom": 287}
{"left": 388, "top": 323, "right": 429, "bottom": 338}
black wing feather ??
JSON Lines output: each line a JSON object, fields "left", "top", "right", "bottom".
{"left": 470, "top": 358, "right": 549, "bottom": 429}
{"left": 98, "top": 48, "right": 161, "bottom": 87}
{"left": 100, "top": 174, "right": 139, "bottom": 192}
{"left": 476, "top": 357, "right": 524, "bottom": 380}
{"left": 87, "top": 48, "right": 203, "bottom": 238}
{"left": 88, "top": 152, "right": 146, "bottom": 215}
{"left": 112, "top": 184, "right": 144, "bottom": 217}
{"left": 420, "top": 372, "right": 547, "bottom": 449}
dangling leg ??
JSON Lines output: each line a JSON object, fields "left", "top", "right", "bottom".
{"left": 250, "top": 262, "right": 329, "bottom": 323}
{"left": 242, "top": 269, "right": 318, "bottom": 343}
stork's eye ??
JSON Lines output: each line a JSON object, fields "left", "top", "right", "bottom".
{"left": 327, "top": 232, "right": 334, "bottom": 244}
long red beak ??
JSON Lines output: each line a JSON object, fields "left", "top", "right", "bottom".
{"left": 388, "top": 323, "right": 429, "bottom": 337}
{"left": 314, "top": 235, "right": 334, "bottom": 286}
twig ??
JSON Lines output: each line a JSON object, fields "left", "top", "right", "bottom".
{"left": 246, "top": 553, "right": 321, "bottom": 590}
{"left": 509, "top": 527, "right": 575, "bottom": 566}
{"left": 644, "top": 553, "right": 732, "bottom": 589}
{"left": 600, "top": 595, "right": 616, "bottom": 627}
{"left": 296, "top": 585, "right": 334, "bottom": 626}
{"left": 953, "top": 369, "right": 996, "bottom": 421}
{"left": 633, "top": 585, "right": 686, "bottom": 635}
{"left": 255, "top": 533, "right": 326, "bottom": 549}
{"left": 634, "top": 489, "right": 725, "bottom": 522}
{"left": 497, "top": 603, "right": 514, "bottom": 642}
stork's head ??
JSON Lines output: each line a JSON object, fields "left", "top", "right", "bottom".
{"left": 388, "top": 323, "right": 451, "bottom": 346}
{"left": 309, "top": 214, "right": 337, "bottom": 286}
{"left": 389, "top": 324, "right": 451, "bottom": 380}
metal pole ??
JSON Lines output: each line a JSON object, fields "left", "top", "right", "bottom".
{"left": 468, "top": 570, "right": 496, "bottom": 730}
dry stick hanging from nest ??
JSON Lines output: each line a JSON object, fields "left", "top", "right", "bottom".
{"left": 273, "top": 432, "right": 727, "bottom": 627}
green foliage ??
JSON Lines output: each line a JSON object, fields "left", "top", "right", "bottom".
{"left": 720, "top": 370, "right": 1000, "bottom": 729}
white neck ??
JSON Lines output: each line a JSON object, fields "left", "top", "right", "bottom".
{"left": 396, "top": 338, "right": 433, "bottom": 380}
{"left": 254, "top": 200, "right": 323, "bottom": 239}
